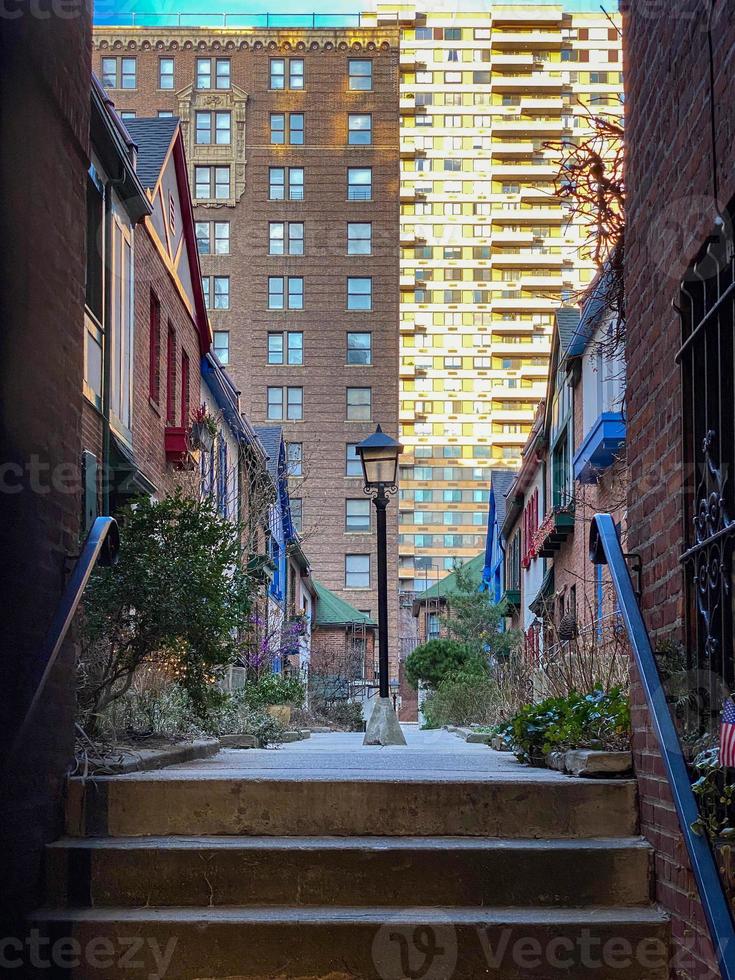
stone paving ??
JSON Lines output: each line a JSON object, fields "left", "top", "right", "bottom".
{"left": 130, "top": 725, "right": 583, "bottom": 783}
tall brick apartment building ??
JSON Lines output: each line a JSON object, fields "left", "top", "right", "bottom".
{"left": 625, "top": 1, "right": 735, "bottom": 975}
{"left": 92, "top": 26, "right": 402, "bottom": 675}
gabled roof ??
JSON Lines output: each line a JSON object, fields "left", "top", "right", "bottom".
{"left": 123, "top": 116, "right": 210, "bottom": 355}
{"left": 556, "top": 306, "right": 582, "bottom": 358}
{"left": 124, "top": 117, "right": 179, "bottom": 189}
{"left": 566, "top": 263, "right": 619, "bottom": 360}
{"left": 489, "top": 469, "right": 517, "bottom": 532}
{"left": 313, "top": 580, "right": 376, "bottom": 627}
{"left": 413, "top": 551, "right": 486, "bottom": 609}
{"left": 253, "top": 426, "right": 283, "bottom": 484}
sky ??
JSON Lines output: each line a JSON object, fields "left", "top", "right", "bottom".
{"left": 94, "top": 0, "right": 613, "bottom": 28}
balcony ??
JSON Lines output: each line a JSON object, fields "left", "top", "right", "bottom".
{"left": 533, "top": 505, "right": 574, "bottom": 558}
{"left": 573, "top": 411, "right": 626, "bottom": 484}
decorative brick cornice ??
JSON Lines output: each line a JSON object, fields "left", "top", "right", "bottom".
{"left": 93, "top": 29, "right": 397, "bottom": 54}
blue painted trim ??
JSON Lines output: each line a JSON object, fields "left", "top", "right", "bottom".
{"left": 590, "top": 514, "right": 735, "bottom": 979}
{"left": 573, "top": 411, "right": 625, "bottom": 484}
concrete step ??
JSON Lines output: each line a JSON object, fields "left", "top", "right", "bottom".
{"left": 65, "top": 775, "right": 639, "bottom": 838}
{"left": 30, "top": 905, "right": 670, "bottom": 979}
{"left": 45, "top": 835, "right": 653, "bottom": 909}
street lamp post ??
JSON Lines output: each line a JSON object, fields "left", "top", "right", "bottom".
{"left": 355, "top": 425, "right": 407, "bottom": 746}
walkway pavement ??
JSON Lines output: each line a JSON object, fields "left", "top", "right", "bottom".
{"left": 132, "top": 725, "right": 576, "bottom": 783}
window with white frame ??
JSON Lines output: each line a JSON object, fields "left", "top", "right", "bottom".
{"left": 196, "top": 57, "right": 230, "bottom": 89}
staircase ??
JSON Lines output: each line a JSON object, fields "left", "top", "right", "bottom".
{"left": 34, "top": 756, "right": 669, "bottom": 979}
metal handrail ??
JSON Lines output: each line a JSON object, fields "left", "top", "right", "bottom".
{"left": 6, "top": 517, "right": 120, "bottom": 765}
{"left": 590, "top": 512, "right": 735, "bottom": 980}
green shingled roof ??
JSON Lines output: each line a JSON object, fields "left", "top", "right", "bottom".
{"left": 313, "top": 580, "right": 376, "bottom": 627}
{"left": 416, "top": 552, "right": 486, "bottom": 603}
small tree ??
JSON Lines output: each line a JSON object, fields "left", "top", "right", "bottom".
{"left": 78, "top": 490, "right": 256, "bottom": 729}
{"left": 405, "top": 639, "right": 471, "bottom": 691}
{"left": 442, "top": 563, "right": 521, "bottom": 662}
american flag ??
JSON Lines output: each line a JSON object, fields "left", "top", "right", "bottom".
{"left": 720, "top": 698, "right": 735, "bottom": 768}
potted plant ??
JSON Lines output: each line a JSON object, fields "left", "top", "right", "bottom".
{"left": 190, "top": 404, "right": 218, "bottom": 453}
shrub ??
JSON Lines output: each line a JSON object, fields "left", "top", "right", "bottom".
{"left": 421, "top": 664, "right": 499, "bottom": 729}
{"left": 243, "top": 673, "right": 305, "bottom": 709}
{"left": 98, "top": 682, "right": 286, "bottom": 747}
{"left": 79, "top": 491, "right": 258, "bottom": 730}
{"left": 504, "top": 688, "right": 631, "bottom": 764}
{"left": 405, "top": 639, "right": 472, "bottom": 690}
{"left": 312, "top": 700, "right": 364, "bottom": 732}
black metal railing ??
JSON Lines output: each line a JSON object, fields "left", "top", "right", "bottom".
{"left": 590, "top": 512, "right": 735, "bottom": 980}
{"left": 6, "top": 517, "right": 120, "bottom": 765}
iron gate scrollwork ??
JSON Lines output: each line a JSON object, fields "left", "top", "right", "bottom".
{"left": 677, "top": 217, "right": 735, "bottom": 736}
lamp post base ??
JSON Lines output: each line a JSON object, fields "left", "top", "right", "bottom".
{"left": 363, "top": 696, "right": 407, "bottom": 746}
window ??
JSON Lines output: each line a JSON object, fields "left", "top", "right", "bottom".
{"left": 120, "top": 111, "right": 136, "bottom": 120}
{"left": 165, "top": 324, "right": 176, "bottom": 425}
{"left": 445, "top": 27, "right": 461, "bottom": 40}
{"left": 348, "top": 167, "right": 372, "bottom": 200}
{"left": 159, "top": 57, "right": 174, "bottom": 89}
{"left": 201, "top": 276, "right": 210, "bottom": 309}
{"left": 346, "top": 554, "right": 370, "bottom": 589}
{"left": 348, "top": 59, "right": 372, "bottom": 90}
{"left": 214, "top": 221, "right": 230, "bottom": 254}
{"left": 346, "top": 499, "right": 371, "bottom": 532}
{"left": 270, "top": 167, "right": 305, "bottom": 201}
{"left": 194, "top": 166, "right": 230, "bottom": 200}
{"left": 287, "top": 442, "right": 303, "bottom": 477}
{"left": 347, "top": 222, "right": 371, "bottom": 255}
{"left": 196, "top": 222, "right": 209, "bottom": 254}
{"left": 270, "top": 58, "right": 304, "bottom": 89}
{"left": 213, "top": 330, "right": 229, "bottom": 365}
{"left": 346, "top": 443, "right": 362, "bottom": 476}
{"left": 347, "top": 277, "right": 371, "bottom": 310}
{"left": 268, "top": 387, "right": 303, "bottom": 421}
{"left": 197, "top": 57, "right": 230, "bottom": 89}
{"left": 289, "top": 113, "right": 304, "bottom": 144}
{"left": 213, "top": 276, "right": 229, "bottom": 309}
{"left": 347, "top": 332, "right": 371, "bottom": 365}
{"left": 158, "top": 110, "right": 174, "bottom": 118}
{"left": 347, "top": 387, "right": 371, "bottom": 421}
{"left": 348, "top": 113, "right": 372, "bottom": 145}
{"left": 290, "top": 498, "right": 302, "bottom": 533}
{"left": 269, "top": 277, "right": 304, "bottom": 310}
{"left": 268, "top": 222, "right": 304, "bottom": 255}
{"left": 270, "top": 113, "right": 285, "bottom": 144}
{"left": 268, "top": 332, "right": 303, "bottom": 365}
{"left": 101, "top": 57, "right": 136, "bottom": 89}
{"left": 149, "top": 291, "right": 161, "bottom": 402}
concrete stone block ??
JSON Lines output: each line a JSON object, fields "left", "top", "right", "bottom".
{"left": 566, "top": 749, "right": 633, "bottom": 777}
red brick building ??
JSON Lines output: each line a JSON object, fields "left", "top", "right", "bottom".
{"left": 81, "top": 92, "right": 211, "bottom": 520}
{"left": 624, "top": 2, "right": 735, "bottom": 974}
{"left": 0, "top": 9, "right": 92, "bottom": 925}
{"left": 90, "top": 26, "right": 402, "bottom": 681}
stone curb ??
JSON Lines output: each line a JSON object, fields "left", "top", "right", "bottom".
{"left": 444, "top": 725, "right": 495, "bottom": 744}
{"left": 94, "top": 738, "right": 220, "bottom": 774}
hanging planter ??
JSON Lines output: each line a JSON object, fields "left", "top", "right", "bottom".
{"left": 189, "top": 404, "right": 219, "bottom": 453}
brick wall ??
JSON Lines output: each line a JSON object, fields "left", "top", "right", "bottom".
{"left": 624, "top": 1, "right": 735, "bottom": 974}
{"left": 0, "top": 8, "right": 91, "bottom": 924}
{"left": 132, "top": 224, "right": 203, "bottom": 495}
